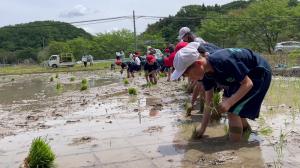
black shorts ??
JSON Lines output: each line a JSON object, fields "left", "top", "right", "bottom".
{"left": 225, "top": 67, "right": 272, "bottom": 120}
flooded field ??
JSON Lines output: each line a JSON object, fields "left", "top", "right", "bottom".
{"left": 0, "top": 71, "right": 299, "bottom": 168}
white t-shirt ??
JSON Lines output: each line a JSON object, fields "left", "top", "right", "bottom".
{"left": 129, "top": 53, "right": 133, "bottom": 60}
{"left": 194, "top": 37, "right": 206, "bottom": 45}
{"left": 134, "top": 57, "right": 141, "bottom": 66}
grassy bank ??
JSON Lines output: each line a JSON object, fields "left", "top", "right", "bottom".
{"left": 0, "top": 62, "right": 112, "bottom": 75}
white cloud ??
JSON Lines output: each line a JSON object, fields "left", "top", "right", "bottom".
{"left": 59, "top": 4, "right": 98, "bottom": 18}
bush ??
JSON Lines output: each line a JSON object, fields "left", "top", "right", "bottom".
{"left": 128, "top": 87, "right": 137, "bottom": 95}
{"left": 25, "top": 137, "right": 55, "bottom": 168}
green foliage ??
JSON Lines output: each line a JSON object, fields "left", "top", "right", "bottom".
{"left": 144, "top": 1, "right": 251, "bottom": 43}
{"left": 81, "top": 84, "right": 88, "bottom": 91}
{"left": 159, "top": 73, "right": 167, "bottom": 78}
{"left": 26, "top": 137, "right": 55, "bottom": 168}
{"left": 56, "top": 83, "right": 62, "bottom": 90}
{"left": 81, "top": 79, "right": 88, "bottom": 84}
{"left": 0, "top": 21, "right": 91, "bottom": 64}
{"left": 81, "top": 79, "right": 89, "bottom": 91}
{"left": 123, "top": 79, "right": 129, "bottom": 85}
{"left": 288, "top": 49, "right": 300, "bottom": 66}
{"left": 128, "top": 87, "right": 137, "bottom": 95}
{"left": 70, "top": 77, "right": 75, "bottom": 82}
{"left": 259, "top": 126, "right": 273, "bottom": 136}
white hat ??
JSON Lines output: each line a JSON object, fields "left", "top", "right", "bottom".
{"left": 178, "top": 27, "right": 191, "bottom": 40}
{"left": 171, "top": 42, "right": 200, "bottom": 80}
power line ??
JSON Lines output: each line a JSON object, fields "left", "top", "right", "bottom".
{"left": 1, "top": 15, "right": 300, "bottom": 30}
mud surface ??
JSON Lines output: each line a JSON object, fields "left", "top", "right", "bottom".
{"left": 0, "top": 71, "right": 299, "bottom": 168}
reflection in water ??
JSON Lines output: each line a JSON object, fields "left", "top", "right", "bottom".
{"left": 173, "top": 115, "right": 265, "bottom": 168}
{"left": 0, "top": 77, "right": 118, "bottom": 104}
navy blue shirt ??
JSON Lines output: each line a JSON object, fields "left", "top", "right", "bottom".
{"left": 144, "top": 62, "right": 159, "bottom": 72}
{"left": 202, "top": 43, "right": 222, "bottom": 54}
{"left": 202, "top": 48, "right": 271, "bottom": 91}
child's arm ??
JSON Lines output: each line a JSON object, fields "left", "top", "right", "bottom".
{"left": 196, "top": 88, "right": 213, "bottom": 137}
{"left": 218, "top": 75, "right": 253, "bottom": 113}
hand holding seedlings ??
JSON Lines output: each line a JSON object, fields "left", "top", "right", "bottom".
{"left": 217, "top": 100, "right": 232, "bottom": 113}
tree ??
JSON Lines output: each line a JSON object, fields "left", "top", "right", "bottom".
{"left": 92, "top": 29, "right": 135, "bottom": 59}
{"left": 237, "top": 0, "right": 291, "bottom": 53}
{"left": 67, "top": 37, "right": 91, "bottom": 60}
{"left": 197, "top": 13, "right": 240, "bottom": 48}
{"left": 48, "top": 41, "right": 71, "bottom": 55}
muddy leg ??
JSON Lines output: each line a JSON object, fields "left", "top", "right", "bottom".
{"left": 228, "top": 113, "right": 243, "bottom": 142}
{"left": 241, "top": 118, "right": 252, "bottom": 132}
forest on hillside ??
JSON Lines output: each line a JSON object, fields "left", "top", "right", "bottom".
{"left": 0, "top": 0, "right": 300, "bottom": 64}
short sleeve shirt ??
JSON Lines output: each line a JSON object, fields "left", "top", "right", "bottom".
{"left": 202, "top": 48, "right": 270, "bottom": 91}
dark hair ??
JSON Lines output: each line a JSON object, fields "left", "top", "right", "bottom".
{"left": 168, "top": 46, "right": 175, "bottom": 53}
{"left": 183, "top": 32, "right": 195, "bottom": 43}
{"left": 197, "top": 45, "right": 207, "bottom": 54}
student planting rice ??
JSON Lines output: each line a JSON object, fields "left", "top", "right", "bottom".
{"left": 171, "top": 42, "right": 272, "bottom": 142}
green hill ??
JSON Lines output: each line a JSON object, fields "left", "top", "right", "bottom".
{"left": 0, "top": 21, "right": 92, "bottom": 51}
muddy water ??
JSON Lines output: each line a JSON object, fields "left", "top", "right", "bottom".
{"left": 0, "top": 74, "right": 298, "bottom": 168}
{"left": 0, "top": 74, "right": 267, "bottom": 168}
{"left": 0, "top": 75, "right": 118, "bottom": 105}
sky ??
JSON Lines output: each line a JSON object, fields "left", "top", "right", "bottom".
{"left": 0, "top": 0, "right": 233, "bottom": 34}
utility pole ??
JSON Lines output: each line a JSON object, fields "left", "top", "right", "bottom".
{"left": 133, "top": 10, "right": 137, "bottom": 51}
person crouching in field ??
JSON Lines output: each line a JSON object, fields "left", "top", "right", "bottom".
{"left": 144, "top": 55, "right": 159, "bottom": 85}
{"left": 171, "top": 42, "right": 272, "bottom": 142}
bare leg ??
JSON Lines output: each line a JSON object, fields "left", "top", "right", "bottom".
{"left": 167, "top": 70, "right": 171, "bottom": 81}
{"left": 228, "top": 113, "right": 243, "bottom": 142}
{"left": 241, "top": 118, "right": 252, "bottom": 132}
{"left": 153, "top": 73, "right": 157, "bottom": 84}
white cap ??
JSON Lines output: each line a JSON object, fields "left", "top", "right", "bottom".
{"left": 178, "top": 27, "right": 191, "bottom": 40}
{"left": 171, "top": 42, "right": 200, "bottom": 80}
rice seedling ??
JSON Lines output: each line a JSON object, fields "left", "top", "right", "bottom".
{"left": 210, "top": 91, "right": 222, "bottom": 121}
{"left": 80, "top": 84, "right": 88, "bottom": 91}
{"left": 81, "top": 79, "right": 88, "bottom": 85}
{"left": 123, "top": 79, "right": 129, "bottom": 85}
{"left": 159, "top": 73, "right": 166, "bottom": 78}
{"left": 55, "top": 73, "right": 59, "bottom": 78}
{"left": 272, "top": 129, "right": 289, "bottom": 167}
{"left": 49, "top": 77, "right": 54, "bottom": 82}
{"left": 259, "top": 126, "right": 273, "bottom": 136}
{"left": 11, "top": 78, "right": 15, "bottom": 81}
{"left": 24, "top": 137, "right": 55, "bottom": 168}
{"left": 184, "top": 100, "right": 193, "bottom": 116}
{"left": 56, "top": 83, "right": 62, "bottom": 90}
{"left": 128, "top": 87, "right": 137, "bottom": 95}
{"left": 70, "top": 77, "right": 75, "bottom": 82}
